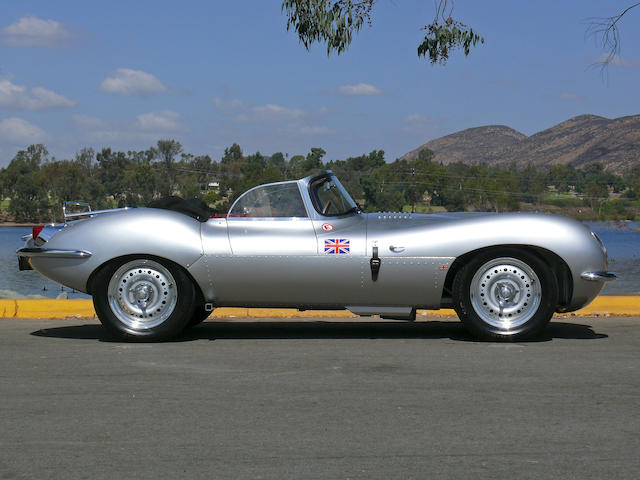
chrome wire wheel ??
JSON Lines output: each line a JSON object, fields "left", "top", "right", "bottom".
{"left": 107, "top": 259, "right": 178, "bottom": 330}
{"left": 469, "top": 257, "right": 542, "bottom": 332}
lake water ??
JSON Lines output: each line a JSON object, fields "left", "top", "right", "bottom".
{"left": 587, "top": 222, "right": 640, "bottom": 295}
{"left": 1, "top": 222, "right": 638, "bottom": 298}
{"left": 0, "top": 227, "right": 91, "bottom": 299}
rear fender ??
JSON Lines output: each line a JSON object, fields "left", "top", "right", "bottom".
{"left": 29, "top": 208, "right": 203, "bottom": 293}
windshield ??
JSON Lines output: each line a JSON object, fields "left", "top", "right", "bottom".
{"left": 309, "top": 176, "right": 358, "bottom": 216}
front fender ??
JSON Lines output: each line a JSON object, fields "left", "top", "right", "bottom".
{"left": 423, "top": 214, "right": 607, "bottom": 310}
{"left": 368, "top": 212, "right": 608, "bottom": 311}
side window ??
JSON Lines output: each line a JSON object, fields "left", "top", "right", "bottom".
{"left": 229, "top": 183, "right": 308, "bottom": 218}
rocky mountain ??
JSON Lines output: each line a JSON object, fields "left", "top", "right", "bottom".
{"left": 399, "top": 114, "right": 640, "bottom": 173}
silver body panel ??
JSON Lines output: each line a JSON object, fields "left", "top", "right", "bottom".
{"left": 19, "top": 171, "right": 612, "bottom": 314}
{"left": 25, "top": 208, "right": 203, "bottom": 293}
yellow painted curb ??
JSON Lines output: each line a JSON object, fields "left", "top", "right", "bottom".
{"left": 570, "top": 296, "right": 640, "bottom": 316}
{"left": 0, "top": 299, "right": 97, "bottom": 319}
{"left": 210, "top": 307, "right": 357, "bottom": 318}
{"left": 0, "top": 296, "right": 638, "bottom": 319}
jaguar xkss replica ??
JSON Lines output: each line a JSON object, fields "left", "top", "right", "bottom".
{"left": 17, "top": 171, "right": 616, "bottom": 341}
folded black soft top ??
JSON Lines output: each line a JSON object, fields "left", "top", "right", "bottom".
{"left": 147, "top": 196, "right": 212, "bottom": 223}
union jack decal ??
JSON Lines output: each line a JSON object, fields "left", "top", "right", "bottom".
{"left": 324, "top": 238, "right": 350, "bottom": 254}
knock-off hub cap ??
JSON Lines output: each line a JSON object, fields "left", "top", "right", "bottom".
{"left": 497, "top": 282, "right": 515, "bottom": 302}
{"left": 134, "top": 284, "right": 153, "bottom": 305}
{"left": 107, "top": 259, "right": 178, "bottom": 330}
{"left": 470, "top": 257, "right": 542, "bottom": 331}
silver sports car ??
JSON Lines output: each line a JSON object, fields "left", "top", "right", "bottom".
{"left": 17, "top": 170, "right": 616, "bottom": 341}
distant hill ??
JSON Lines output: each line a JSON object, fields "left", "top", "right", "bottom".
{"left": 399, "top": 114, "right": 640, "bottom": 173}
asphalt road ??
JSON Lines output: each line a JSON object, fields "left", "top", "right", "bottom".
{"left": 1, "top": 316, "right": 639, "bottom": 480}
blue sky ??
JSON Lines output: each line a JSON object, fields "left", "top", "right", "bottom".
{"left": 1, "top": 0, "right": 639, "bottom": 166}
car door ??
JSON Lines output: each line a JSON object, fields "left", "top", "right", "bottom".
{"left": 298, "top": 174, "right": 372, "bottom": 306}
{"left": 211, "top": 181, "right": 320, "bottom": 306}
{"left": 302, "top": 175, "right": 449, "bottom": 309}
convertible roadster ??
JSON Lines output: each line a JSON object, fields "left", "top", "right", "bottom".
{"left": 17, "top": 170, "right": 615, "bottom": 341}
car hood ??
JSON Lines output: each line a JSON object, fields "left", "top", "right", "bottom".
{"left": 364, "top": 211, "right": 497, "bottom": 228}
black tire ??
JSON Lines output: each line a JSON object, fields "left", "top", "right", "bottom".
{"left": 186, "top": 304, "right": 212, "bottom": 328}
{"left": 92, "top": 256, "right": 196, "bottom": 342}
{"left": 452, "top": 248, "right": 558, "bottom": 341}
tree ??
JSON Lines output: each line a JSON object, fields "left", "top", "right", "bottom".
{"left": 3, "top": 145, "right": 50, "bottom": 222}
{"left": 152, "top": 139, "right": 183, "bottom": 197}
{"left": 326, "top": 149, "right": 385, "bottom": 200}
{"left": 267, "top": 152, "right": 287, "bottom": 174}
{"left": 125, "top": 160, "right": 156, "bottom": 206}
{"left": 154, "top": 139, "right": 183, "bottom": 165}
{"left": 283, "top": 2, "right": 640, "bottom": 71}
{"left": 0, "top": 167, "right": 5, "bottom": 204}
{"left": 95, "top": 148, "right": 132, "bottom": 205}
{"left": 282, "top": 0, "right": 483, "bottom": 65}
{"left": 221, "top": 143, "right": 243, "bottom": 164}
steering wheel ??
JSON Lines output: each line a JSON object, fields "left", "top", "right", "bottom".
{"left": 322, "top": 200, "right": 333, "bottom": 215}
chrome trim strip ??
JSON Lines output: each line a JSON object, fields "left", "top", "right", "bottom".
{"left": 63, "top": 201, "right": 91, "bottom": 223}
{"left": 37, "top": 224, "right": 64, "bottom": 244}
{"left": 581, "top": 271, "right": 617, "bottom": 282}
{"left": 16, "top": 247, "right": 92, "bottom": 259}
{"left": 64, "top": 207, "right": 130, "bottom": 219}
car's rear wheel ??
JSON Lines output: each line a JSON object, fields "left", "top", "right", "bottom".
{"left": 452, "top": 249, "right": 558, "bottom": 341}
{"left": 93, "top": 257, "right": 196, "bottom": 341}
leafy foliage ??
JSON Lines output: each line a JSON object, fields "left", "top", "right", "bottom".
{"left": 418, "top": 16, "right": 484, "bottom": 65}
{"left": 282, "top": 0, "right": 374, "bottom": 55}
{"left": 1, "top": 142, "right": 638, "bottom": 223}
{"left": 281, "top": 0, "right": 482, "bottom": 64}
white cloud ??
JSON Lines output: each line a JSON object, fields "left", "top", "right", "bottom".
{"left": 135, "top": 111, "right": 182, "bottom": 131}
{"left": 404, "top": 113, "right": 432, "bottom": 124}
{"left": 1, "top": 15, "right": 71, "bottom": 47}
{"left": 298, "top": 125, "right": 334, "bottom": 135}
{"left": 0, "top": 79, "right": 76, "bottom": 110}
{"left": 214, "top": 98, "right": 306, "bottom": 122}
{"left": 72, "top": 111, "right": 182, "bottom": 144}
{"left": 336, "top": 83, "right": 383, "bottom": 96}
{"left": 402, "top": 113, "right": 441, "bottom": 136}
{"left": 72, "top": 114, "right": 106, "bottom": 128}
{"left": 212, "top": 97, "right": 249, "bottom": 113}
{"left": 85, "top": 129, "right": 125, "bottom": 143}
{"left": 594, "top": 53, "right": 640, "bottom": 68}
{"left": 492, "top": 78, "right": 516, "bottom": 87}
{"left": 211, "top": 96, "right": 335, "bottom": 143}
{"left": 252, "top": 104, "right": 304, "bottom": 120}
{"left": 100, "top": 69, "right": 168, "bottom": 96}
{"left": 0, "top": 117, "right": 47, "bottom": 143}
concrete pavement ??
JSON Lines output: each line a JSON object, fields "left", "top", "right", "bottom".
{"left": 1, "top": 315, "right": 639, "bottom": 479}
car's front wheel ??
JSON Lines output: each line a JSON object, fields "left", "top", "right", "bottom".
{"left": 186, "top": 304, "right": 212, "bottom": 328}
{"left": 452, "top": 249, "right": 558, "bottom": 341}
{"left": 93, "top": 257, "right": 196, "bottom": 341}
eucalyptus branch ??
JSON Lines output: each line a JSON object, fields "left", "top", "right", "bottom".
{"left": 586, "top": 2, "right": 640, "bottom": 70}
{"left": 282, "top": 0, "right": 375, "bottom": 55}
{"left": 281, "top": 0, "right": 483, "bottom": 64}
{"left": 419, "top": 0, "right": 483, "bottom": 65}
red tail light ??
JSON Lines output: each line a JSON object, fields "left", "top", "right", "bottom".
{"left": 32, "top": 225, "right": 44, "bottom": 239}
